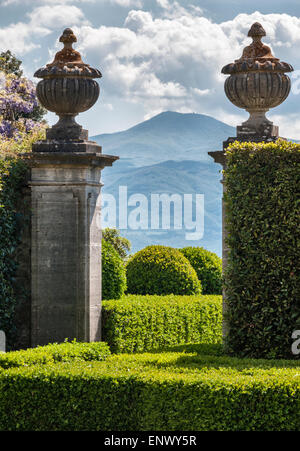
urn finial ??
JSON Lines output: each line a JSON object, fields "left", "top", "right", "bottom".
{"left": 33, "top": 28, "right": 102, "bottom": 151}
{"left": 247, "top": 22, "right": 266, "bottom": 38}
{"left": 59, "top": 28, "right": 77, "bottom": 44}
{"left": 222, "top": 22, "right": 293, "bottom": 146}
{"left": 240, "top": 22, "right": 275, "bottom": 60}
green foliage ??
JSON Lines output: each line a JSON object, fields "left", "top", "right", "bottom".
{"left": 102, "top": 228, "right": 131, "bottom": 260}
{"left": 0, "top": 157, "right": 28, "bottom": 348}
{"left": 0, "top": 344, "right": 299, "bottom": 431}
{"left": 102, "top": 239, "right": 127, "bottom": 300}
{"left": 102, "top": 294, "right": 222, "bottom": 353}
{"left": 224, "top": 140, "right": 300, "bottom": 359}
{"left": 0, "top": 126, "right": 45, "bottom": 157}
{"left": 0, "top": 128, "right": 45, "bottom": 349}
{"left": 126, "top": 245, "right": 202, "bottom": 295}
{"left": 0, "top": 50, "right": 22, "bottom": 77}
{"left": 0, "top": 340, "right": 111, "bottom": 369}
{"left": 180, "top": 246, "right": 222, "bottom": 294}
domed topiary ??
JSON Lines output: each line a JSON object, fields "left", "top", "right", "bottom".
{"left": 102, "top": 239, "right": 127, "bottom": 300}
{"left": 180, "top": 247, "right": 222, "bottom": 295}
{"left": 126, "top": 245, "right": 202, "bottom": 295}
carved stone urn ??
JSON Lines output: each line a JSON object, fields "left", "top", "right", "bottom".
{"left": 33, "top": 28, "right": 102, "bottom": 152}
{"left": 222, "top": 22, "right": 293, "bottom": 143}
{"left": 29, "top": 28, "right": 118, "bottom": 347}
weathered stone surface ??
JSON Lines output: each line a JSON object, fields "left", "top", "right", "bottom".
{"left": 28, "top": 28, "right": 118, "bottom": 346}
{"left": 29, "top": 152, "right": 117, "bottom": 346}
{"left": 32, "top": 139, "right": 102, "bottom": 153}
{"left": 221, "top": 22, "right": 293, "bottom": 140}
{"left": 34, "top": 28, "right": 102, "bottom": 148}
{"left": 34, "top": 28, "right": 102, "bottom": 79}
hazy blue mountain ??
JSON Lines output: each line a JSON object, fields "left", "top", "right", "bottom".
{"left": 92, "top": 111, "right": 235, "bottom": 169}
{"left": 91, "top": 111, "right": 235, "bottom": 257}
{"left": 102, "top": 159, "right": 223, "bottom": 256}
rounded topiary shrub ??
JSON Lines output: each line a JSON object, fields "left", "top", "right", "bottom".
{"left": 180, "top": 247, "right": 222, "bottom": 295}
{"left": 102, "top": 239, "right": 127, "bottom": 300}
{"left": 126, "top": 245, "right": 202, "bottom": 295}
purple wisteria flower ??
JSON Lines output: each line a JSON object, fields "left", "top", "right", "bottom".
{"left": 0, "top": 72, "right": 42, "bottom": 140}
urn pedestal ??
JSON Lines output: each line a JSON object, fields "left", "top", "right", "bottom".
{"left": 29, "top": 153, "right": 116, "bottom": 346}
{"left": 29, "top": 28, "right": 118, "bottom": 346}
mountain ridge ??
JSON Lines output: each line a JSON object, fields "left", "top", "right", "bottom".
{"left": 90, "top": 112, "right": 234, "bottom": 256}
{"left": 91, "top": 111, "right": 235, "bottom": 169}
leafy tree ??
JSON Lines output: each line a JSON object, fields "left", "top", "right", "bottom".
{"left": 0, "top": 50, "right": 23, "bottom": 77}
{"left": 102, "top": 228, "right": 131, "bottom": 261}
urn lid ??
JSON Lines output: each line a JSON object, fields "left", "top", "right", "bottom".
{"left": 34, "top": 28, "right": 102, "bottom": 79}
{"left": 222, "top": 22, "right": 293, "bottom": 74}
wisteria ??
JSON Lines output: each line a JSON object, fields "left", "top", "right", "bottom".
{"left": 0, "top": 71, "right": 42, "bottom": 140}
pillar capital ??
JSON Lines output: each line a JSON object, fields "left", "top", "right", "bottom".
{"left": 208, "top": 150, "right": 226, "bottom": 169}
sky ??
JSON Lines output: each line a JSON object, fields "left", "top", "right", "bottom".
{"left": 1, "top": 0, "right": 300, "bottom": 138}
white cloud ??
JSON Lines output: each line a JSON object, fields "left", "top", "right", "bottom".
{"left": 73, "top": 7, "right": 300, "bottom": 131}
{"left": 109, "top": 0, "right": 142, "bottom": 7}
{"left": 76, "top": 9, "right": 236, "bottom": 116}
{"left": 2, "top": 0, "right": 300, "bottom": 136}
{"left": 1, "top": 0, "right": 95, "bottom": 5}
{"left": 0, "top": 22, "right": 50, "bottom": 54}
{"left": 0, "top": 4, "right": 88, "bottom": 55}
{"left": 155, "top": 0, "right": 203, "bottom": 18}
{"left": 269, "top": 113, "right": 300, "bottom": 140}
{"left": 28, "top": 5, "right": 88, "bottom": 29}
{"left": 1, "top": 0, "right": 140, "bottom": 5}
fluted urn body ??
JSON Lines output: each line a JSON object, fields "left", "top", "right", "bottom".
{"left": 36, "top": 77, "right": 100, "bottom": 116}
{"left": 224, "top": 72, "right": 291, "bottom": 112}
{"left": 222, "top": 22, "right": 293, "bottom": 139}
{"left": 34, "top": 28, "right": 102, "bottom": 147}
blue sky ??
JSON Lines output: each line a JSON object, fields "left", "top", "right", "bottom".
{"left": 1, "top": 0, "right": 300, "bottom": 138}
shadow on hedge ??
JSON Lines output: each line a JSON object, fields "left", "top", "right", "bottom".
{"left": 152, "top": 343, "right": 224, "bottom": 356}
{"left": 148, "top": 343, "right": 300, "bottom": 371}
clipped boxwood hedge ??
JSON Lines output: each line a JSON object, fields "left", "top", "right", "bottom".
{"left": 126, "top": 245, "right": 202, "bottom": 295}
{"left": 224, "top": 140, "right": 300, "bottom": 359}
{"left": 102, "top": 295, "right": 222, "bottom": 353}
{"left": 102, "top": 239, "right": 126, "bottom": 300}
{"left": 180, "top": 247, "right": 222, "bottom": 294}
{"left": 0, "top": 344, "right": 299, "bottom": 431}
{"left": 0, "top": 341, "right": 111, "bottom": 369}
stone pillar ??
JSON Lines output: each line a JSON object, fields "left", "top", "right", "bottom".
{"left": 29, "top": 29, "right": 118, "bottom": 346}
{"left": 30, "top": 153, "right": 116, "bottom": 346}
{"left": 208, "top": 151, "right": 228, "bottom": 336}
{"left": 209, "top": 22, "right": 293, "bottom": 340}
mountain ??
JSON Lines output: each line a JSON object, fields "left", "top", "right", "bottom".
{"left": 93, "top": 111, "right": 235, "bottom": 169}
{"left": 91, "top": 112, "right": 234, "bottom": 257}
